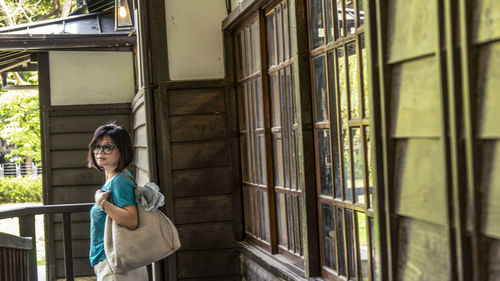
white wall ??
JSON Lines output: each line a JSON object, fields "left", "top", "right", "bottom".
{"left": 165, "top": 0, "right": 227, "bottom": 80}
{"left": 49, "top": 51, "right": 135, "bottom": 105}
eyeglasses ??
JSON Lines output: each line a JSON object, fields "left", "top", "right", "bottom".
{"left": 92, "top": 143, "right": 118, "bottom": 155}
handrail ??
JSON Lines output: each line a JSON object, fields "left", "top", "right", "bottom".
{"left": 0, "top": 203, "right": 93, "bottom": 219}
{"left": 0, "top": 203, "right": 94, "bottom": 281}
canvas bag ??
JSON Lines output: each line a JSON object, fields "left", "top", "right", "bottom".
{"left": 104, "top": 175, "right": 181, "bottom": 273}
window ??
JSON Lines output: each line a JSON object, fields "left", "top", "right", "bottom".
{"left": 308, "top": 0, "right": 374, "bottom": 280}
{"left": 236, "top": 0, "right": 303, "bottom": 263}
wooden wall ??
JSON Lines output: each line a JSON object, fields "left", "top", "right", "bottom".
{"left": 369, "top": 0, "right": 500, "bottom": 280}
{"left": 41, "top": 103, "right": 131, "bottom": 279}
{"left": 154, "top": 81, "right": 240, "bottom": 281}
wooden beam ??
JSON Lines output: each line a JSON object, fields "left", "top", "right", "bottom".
{"left": 0, "top": 35, "right": 136, "bottom": 50}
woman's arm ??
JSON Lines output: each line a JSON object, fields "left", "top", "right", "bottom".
{"left": 95, "top": 189, "right": 138, "bottom": 230}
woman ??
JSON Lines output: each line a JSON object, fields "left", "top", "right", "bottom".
{"left": 87, "top": 123, "right": 148, "bottom": 281}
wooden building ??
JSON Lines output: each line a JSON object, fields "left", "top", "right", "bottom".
{"left": 0, "top": 0, "right": 499, "bottom": 280}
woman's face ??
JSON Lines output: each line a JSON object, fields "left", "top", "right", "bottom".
{"left": 94, "top": 135, "right": 120, "bottom": 172}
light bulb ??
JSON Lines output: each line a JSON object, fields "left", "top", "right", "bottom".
{"left": 119, "top": 6, "right": 128, "bottom": 18}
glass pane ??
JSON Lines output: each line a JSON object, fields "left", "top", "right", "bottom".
{"left": 276, "top": 192, "right": 288, "bottom": 246}
{"left": 286, "top": 66, "right": 298, "bottom": 191}
{"left": 337, "top": 207, "right": 346, "bottom": 276}
{"left": 352, "top": 127, "right": 364, "bottom": 204}
{"left": 237, "top": 31, "right": 245, "bottom": 78}
{"left": 357, "top": 212, "right": 369, "bottom": 281}
{"left": 337, "top": 0, "right": 344, "bottom": 37}
{"left": 317, "top": 129, "right": 333, "bottom": 196}
{"left": 365, "top": 126, "right": 373, "bottom": 208}
{"left": 286, "top": 194, "right": 293, "bottom": 250}
{"left": 313, "top": 55, "right": 328, "bottom": 122}
{"left": 251, "top": 20, "right": 261, "bottom": 74}
{"left": 277, "top": 5, "right": 283, "bottom": 64}
{"left": 328, "top": 51, "right": 342, "bottom": 199}
{"left": 270, "top": 72, "right": 281, "bottom": 127}
{"left": 321, "top": 203, "right": 337, "bottom": 270}
{"left": 310, "top": 0, "right": 324, "bottom": 49}
{"left": 361, "top": 35, "right": 369, "bottom": 118}
{"left": 267, "top": 11, "right": 277, "bottom": 67}
{"left": 289, "top": 67, "right": 298, "bottom": 124}
{"left": 326, "top": 0, "right": 334, "bottom": 43}
{"left": 358, "top": 0, "right": 365, "bottom": 26}
{"left": 243, "top": 186, "right": 251, "bottom": 232}
{"left": 283, "top": 1, "right": 291, "bottom": 60}
{"left": 238, "top": 84, "right": 247, "bottom": 131}
{"left": 369, "top": 217, "right": 376, "bottom": 281}
{"left": 255, "top": 77, "right": 264, "bottom": 128}
{"left": 338, "top": 47, "right": 352, "bottom": 201}
{"left": 348, "top": 42, "right": 360, "bottom": 120}
{"left": 345, "top": 209, "right": 356, "bottom": 280}
{"left": 241, "top": 135, "right": 249, "bottom": 182}
{"left": 279, "top": 69, "right": 290, "bottom": 189}
{"left": 297, "top": 197, "right": 303, "bottom": 255}
{"left": 262, "top": 191, "right": 270, "bottom": 241}
{"left": 257, "top": 134, "right": 267, "bottom": 185}
{"left": 346, "top": 0, "right": 355, "bottom": 35}
{"left": 273, "top": 135, "right": 284, "bottom": 187}
{"left": 292, "top": 196, "right": 300, "bottom": 253}
{"left": 245, "top": 27, "right": 252, "bottom": 76}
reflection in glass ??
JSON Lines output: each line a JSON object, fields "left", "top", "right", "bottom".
{"left": 241, "top": 135, "right": 249, "bottom": 182}
{"left": 346, "top": 0, "right": 355, "bottom": 35}
{"left": 255, "top": 78, "right": 264, "bottom": 128}
{"left": 338, "top": 47, "right": 352, "bottom": 201}
{"left": 238, "top": 84, "right": 246, "bottom": 130}
{"left": 257, "top": 135, "right": 267, "bottom": 185}
{"left": 245, "top": 27, "right": 252, "bottom": 76}
{"left": 267, "top": 12, "right": 277, "bottom": 67}
{"left": 337, "top": 207, "right": 346, "bottom": 276}
{"left": 358, "top": 0, "right": 365, "bottom": 26}
{"left": 317, "top": 129, "right": 333, "bottom": 196}
{"left": 365, "top": 126, "right": 373, "bottom": 208}
{"left": 237, "top": 31, "right": 245, "bottom": 78}
{"left": 321, "top": 203, "right": 337, "bottom": 270}
{"left": 326, "top": 0, "right": 334, "bottom": 43}
{"left": 345, "top": 209, "right": 356, "bottom": 280}
{"left": 352, "top": 127, "right": 364, "bottom": 204}
{"left": 348, "top": 42, "right": 359, "bottom": 120}
{"left": 357, "top": 212, "right": 369, "bottom": 281}
{"left": 277, "top": 6, "right": 283, "bottom": 64}
{"left": 296, "top": 198, "right": 303, "bottom": 255}
{"left": 310, "top": 0, "right": 324, "bottom": 49}
{"left": 283, "top": 1, "right": 290, "bottom": 60}
{"left": 270, "top": 72, "right": 281, "bottom": 127}
{"left": 273, "top": 134, "right": 284, "bottom": 187}
{"left": 276, "top": 193, "right": 288, "bottom": 246}
{"left": 313, "top": 55, "right": 328, "bottom": 122}
{"left": 286, "top": 195, "right": 293, "bottom": 250}
{"left": 337, "top": 0, "right": 344, "bottom": 37}
{"left": 262, "top": 191, "right": 270, "bottom": 241}
{"left": 328, "top": 51, "right": 342, "bottom": 199}
{"left": 293, "top": 196, "right": 302, "bottom": 254}
{"left": 361, "top": 35, "right": 369, "bottom": 118}
{"left": 244, "top": 187, "right": 252, "bottom": 232}
{"left": 251, "top": 20, "right": 261, "bottom": 74}
{"left": 369, "top": 217, "right": 376, "bottom": 281}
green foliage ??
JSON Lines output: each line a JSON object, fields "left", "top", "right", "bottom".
{"left": 0, "top": 90, "right": 41, "bottom": 162}
{"left": 0, "top": 175, "right": 42, "bottom": 203}
{"left": 0, "top": 0, "right": 71, "bottom": 27}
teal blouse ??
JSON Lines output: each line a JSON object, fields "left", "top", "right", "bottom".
{"left": 89, "top": 171, "right": 136, "bottom": 267}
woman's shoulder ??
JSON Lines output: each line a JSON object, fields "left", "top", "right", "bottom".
{"left": 113, "top": 171, "right": 136, "bottom": 186}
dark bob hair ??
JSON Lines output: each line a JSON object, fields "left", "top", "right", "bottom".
{"left": 87, "top": 122, "right": 133, "bottom": 173}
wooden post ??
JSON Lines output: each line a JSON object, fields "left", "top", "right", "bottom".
{"left": 62, "top": 213, "right": 74, "bottom": 281}
{"left": 19, "top": 215, "right": 37, "bottom": 281}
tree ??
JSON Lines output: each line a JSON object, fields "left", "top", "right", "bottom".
{"left": 0, "top": 87, "right": 41, "bottom": 162}
{"left": 0, "top": 0, "right": 75, "bottom": 27}
{"left": 0, "top": 1, "right": 76, "bottom": 163}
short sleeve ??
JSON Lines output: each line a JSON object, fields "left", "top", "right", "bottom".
{"left": 110, "top": 174, "right": 136, "bottom": 207}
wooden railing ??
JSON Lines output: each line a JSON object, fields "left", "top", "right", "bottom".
{"left": 0, "top": 232, "right": 32, "bottom": 281}
{"left": 0, "top": 203, "right": 94, "bottom": 281}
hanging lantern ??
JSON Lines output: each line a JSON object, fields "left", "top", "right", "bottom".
{"left": 115, "top": 0, "right": 133, "bottom": 31}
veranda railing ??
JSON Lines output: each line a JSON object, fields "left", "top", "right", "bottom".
{"left": 0, "top": 203, "right": 93, "bottom": 281}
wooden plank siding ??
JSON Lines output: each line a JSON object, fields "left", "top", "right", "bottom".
{"left": 155, "top": 82, "right": 239, "bottom": 280}
{"left": 43, "top": 104, "right": 131, "bottom": 279}
{"left": 369, "top": 0, "right": 500, "bottom": 280}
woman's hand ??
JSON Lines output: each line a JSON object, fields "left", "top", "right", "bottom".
{"left": 95, "top": 189, "right": 111, "bottom": 205}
